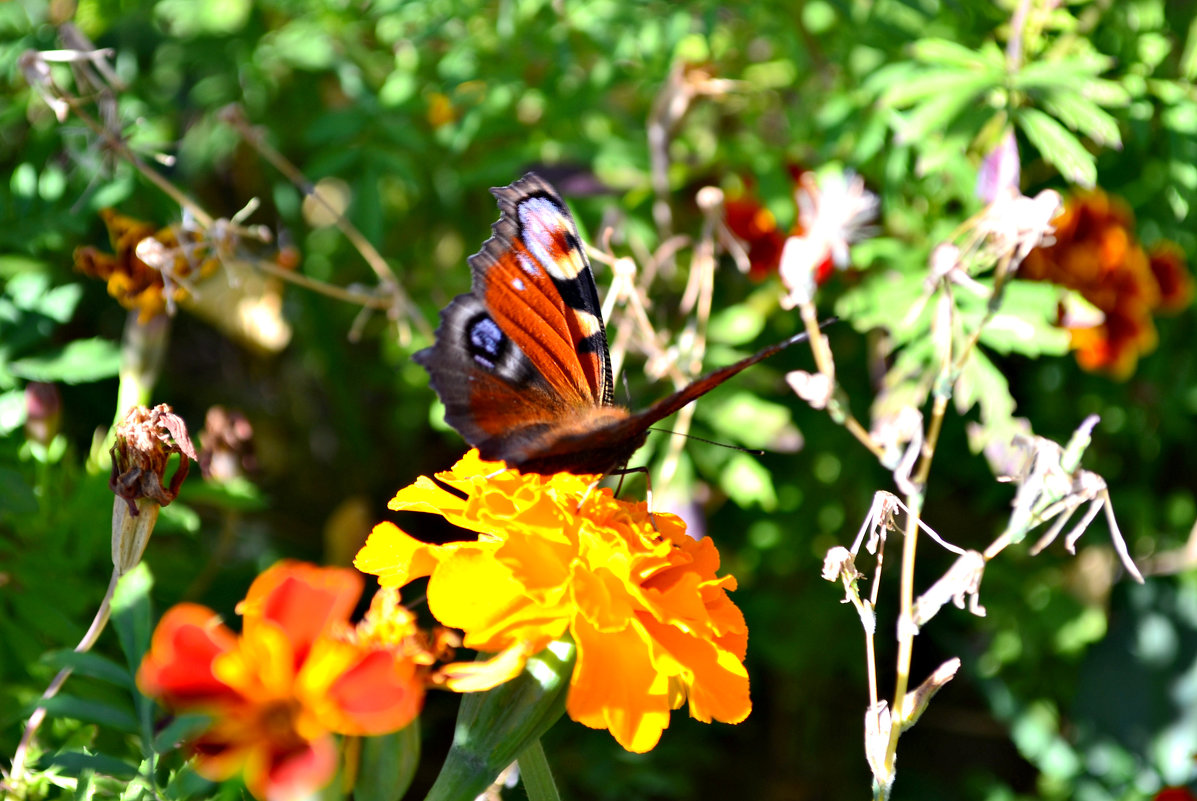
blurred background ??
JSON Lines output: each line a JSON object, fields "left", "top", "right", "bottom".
{"left": 2, "top": 1, "right": 1196, "bottom": 799}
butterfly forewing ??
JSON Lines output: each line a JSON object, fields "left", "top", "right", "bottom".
{"left": 477, "top": 175, "right": 614, "bottom": 406}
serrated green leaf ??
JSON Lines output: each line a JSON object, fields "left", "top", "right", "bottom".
{"left": 835, "top": 269, "right": 930, "bottom": 340}
{"left": 911, "top": 38, "right": 1001, "bottom": 69}
{"left": 1042, "top": 91, "right": 1122, "bottom": 149}
{"left": 881, "top": 68, "right": 999, "bottom": 109}
{"left": 895, "top": 78, "right": 995, "bottom": 144}
{"left": 41, "top": 651, "right": 133, "bottom": 690}
{"left": 1013, "top": 54, "right": 1114, "bottom": 91}
{"left": 40, "top": 751, "right": 139, "bottom": 780}
{"left": 1017, "top": 107, "right": 1096, "bottom": 187}
{"left": 9, "top": 339, "right": 121, "bottom": 384}
{"left": 1081, "top": 78, "right": 1133, "bottom": 107}
{"left": 954, "top": 350, "right": 1015, "bottom": 430}
{"left": 861, "top": 61, "right": 922, "bottom": 96}
{"left": 35, "top": 695, "right": 140, "bottom": 733}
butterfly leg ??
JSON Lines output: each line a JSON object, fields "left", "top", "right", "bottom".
{"left": 607, "top": 465, "right": 658, "bottom": 532}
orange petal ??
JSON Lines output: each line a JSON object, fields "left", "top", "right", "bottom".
{"left": 567, "top": 615, "right": 670, "bottom": 753}
{"left": 138, "top": 604, "right": 239, "bottom": 705}
{"left": 237, "top": 562, "right": 362, "bottom": 659}
{"left": 323, "top": 649, "right": 424, "bottom": 734}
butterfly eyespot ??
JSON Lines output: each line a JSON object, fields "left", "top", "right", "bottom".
{"left": 466, "top": 313, "right": 506, "bottom": 368}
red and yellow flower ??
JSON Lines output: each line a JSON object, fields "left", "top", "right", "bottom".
{"left": 354, "top": 450, "right": 751, "bottom": 753}
{"left": 1021, "top": 190, "right": 1192, "bottom": 378}
{"left": 138, "top": 562, "right": 429, "bottom": 800}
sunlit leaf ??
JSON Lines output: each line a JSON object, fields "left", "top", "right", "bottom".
{"left": 1017, "top": 107, "right": 1097, "bottom": 187}
{"left": 8, "top": 339, "right": 121, "bottom": 384}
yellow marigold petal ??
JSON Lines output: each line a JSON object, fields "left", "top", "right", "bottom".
{"left": 354, "top": 522, "right": 446, "bottom": 589}
{"left": 438, "top": 643, "right": 533, "bottom": 692}
{"left": 428, "top": 544, "right": 568, "bottom": 651}
{"left": 567, "top": 614, "right": 671, "bottom": 753}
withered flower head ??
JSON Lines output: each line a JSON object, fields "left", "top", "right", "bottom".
{"left": 110, "top": 403, "right": 198, "bottom": 515}
{"left": 198, "top": 405, "right": 257, "bottom": 481}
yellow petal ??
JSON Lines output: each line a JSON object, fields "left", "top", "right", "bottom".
{"left": 438, "top": 643, "right": 531, "bottom": 692}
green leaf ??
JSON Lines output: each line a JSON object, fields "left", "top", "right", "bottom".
{"left": 707, "top": 305, "right": 766, "bottom": 346}
{"left": 40, "top": 750, "right": 139, "bottom": 781}
{"left": 894, "top": 77, "right": 996, "bottom": 144}
{"left": 9, "top": 339, "right": 121, "bottom": 384}
{"left": 152, "top": 713, "right": 212, "bottom": 754}
{"left": 881, "top": 67, "right": 999, "bottom": 109}
{"left": 1041, "top": 91, "right": 1122, "bottom": 149}
{"left": 35, "top": 695, "right": 140, "bottom": 734}
{"left": 954, "top": 350, "right": 1015, "bottom": 433}
{"left": 1013, "top": 54, "right": 1114, "bottom": 91}
{"left": 964, "top": 282, "right": 1072, "bottom": 357}
{"left": 1017, "top": 107, "right": 1096, "bottom": 187}
{"left": 1182, "top": 16, "right": 1197, "bottom": 81}
{"left": 111, "top": 564, "right": 154, "bottom": 677}
{"left": 702, "top": 391, "right": 798, "bottom": 451}
{"left": 0, "top": 389, "right": 25, "bottom": 434}
{"left": 354, "top": 723, "right": 421, "bottom": 801}
{"left": 41, "top": 651, "right": 133, "bottom": 690}
{"left": 34, "top": 284, "right": 85, "bottom": 324}
{"left": 719, "top": 453, "right": 777, "bottom": 510}
{"left": 911, "top": 38, "right": 1002, "bottom": 70}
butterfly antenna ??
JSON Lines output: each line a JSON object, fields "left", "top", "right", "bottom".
{"left": 647, "top": 428, "right": 765, "bottom": 456}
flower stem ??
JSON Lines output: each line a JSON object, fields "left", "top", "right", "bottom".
{"left": 518, "top": 740, "right": 562, "bottom": 801}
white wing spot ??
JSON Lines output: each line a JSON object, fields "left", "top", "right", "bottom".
{"left": 517, "top": 253, "right": 540, "bottom": 278}
{"left": 512, "top": 278, "right": 525, "bottom": 291}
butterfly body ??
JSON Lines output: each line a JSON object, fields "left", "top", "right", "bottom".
{"left": 416, "top": 173, "right": 815, "bottom": 476}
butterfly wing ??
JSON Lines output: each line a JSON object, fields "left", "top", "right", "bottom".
{"left": 414, "top": 173, "right": 617, "bottom": 463}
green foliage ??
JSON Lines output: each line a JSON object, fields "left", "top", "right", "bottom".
{"left": 1, "top": 0, "right": 1196, "bottom": 799}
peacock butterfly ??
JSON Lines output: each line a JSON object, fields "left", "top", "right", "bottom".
{"left": 414, "top": 172, "right": 820, "bottom": 475}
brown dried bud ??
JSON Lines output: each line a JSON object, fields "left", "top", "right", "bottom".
{"left": 109, "top": 404, "right": 198, "bottom": 516}
{"left": 198, "top": 405, "right": 256, "bottom": 481}
{"left": 24, "top": 382, "right": 61, "bottom": 446}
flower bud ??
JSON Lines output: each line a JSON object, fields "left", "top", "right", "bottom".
{"left": 424, "top": 640, "right": 575, "bottom": 801}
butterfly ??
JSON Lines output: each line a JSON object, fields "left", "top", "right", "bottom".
{"left": 414, "top": 172, "right": 821, "bottom": 476}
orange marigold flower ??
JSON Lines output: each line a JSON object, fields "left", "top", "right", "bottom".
{"left": 1021, "top": 189, "right": 1192, "bottom": 377}
{"left": 1149, "top": 241, "right": 1194, "bottom": 312}
{"left": 354, "top": 450, "right": 751, "bottom": 753}
{"left": 138, "top": 562, "right": 425, "bottom": 800}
